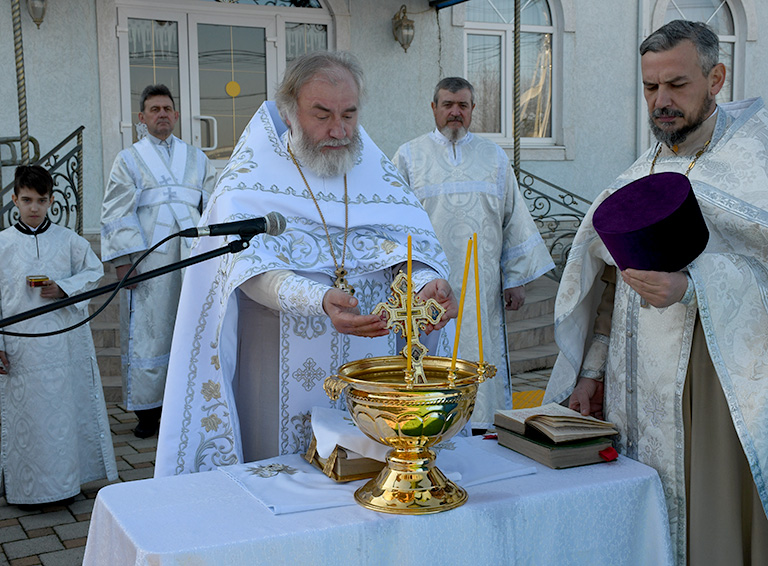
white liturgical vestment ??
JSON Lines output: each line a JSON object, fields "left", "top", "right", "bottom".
{"left": 155, "top": 102, "right": 452, "bottom": 476}
{"left": 394, "top": 130, "right": 554, "bottom": 427}
{"left": 545, "top": 98, "right": 768, "bottom": 563}
{"left": 0, "top": 220, "right": 117, "bottom": 504}
{"left": 101, "top": 136, "right": 216, "bottom": 410}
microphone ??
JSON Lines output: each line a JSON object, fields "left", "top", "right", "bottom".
{"left": 180, "top": 211, "right": 286, "bottom": 238}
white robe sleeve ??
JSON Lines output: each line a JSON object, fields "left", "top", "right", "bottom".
{"left": 100, "top": 152, "right": 147, "bottom": 261}
{"left": 500, "top": 165, "right": 554, "bottom": 289}
{"left": 240, "top": 270, "right": 329, "bottom": 317}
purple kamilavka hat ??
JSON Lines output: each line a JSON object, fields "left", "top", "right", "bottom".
{"left": 593, "top": 172, "right": 709, "bottom": 272}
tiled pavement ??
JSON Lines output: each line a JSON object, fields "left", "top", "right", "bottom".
{"left": 0, "top": 404, "right": 157, "bottom": 566}
{"left": 0, "top": 368, "right": 551, "bottom": 565}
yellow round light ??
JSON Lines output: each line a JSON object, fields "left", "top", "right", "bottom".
{"left": 225, "top": 81, "right": 241, "bottom": 98}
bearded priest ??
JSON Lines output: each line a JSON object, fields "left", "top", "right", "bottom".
{"left": 155, "top": 51, "right": 458, "bottom": 477}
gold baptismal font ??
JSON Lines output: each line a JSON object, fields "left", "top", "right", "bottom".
{"left": 324, "top": 236, "right": 495, "bottom": 515}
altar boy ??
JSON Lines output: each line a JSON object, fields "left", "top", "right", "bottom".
{"left": 0, "top": 165, "right": 117, "bottom": 506}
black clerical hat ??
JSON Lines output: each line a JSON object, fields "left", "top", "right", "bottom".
{"left": 593, "top": 172, "right": 709, "bottom": 272}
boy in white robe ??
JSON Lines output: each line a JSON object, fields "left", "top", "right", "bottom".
{"left": 0, "top": 166, "right": 117, "bottom": 506}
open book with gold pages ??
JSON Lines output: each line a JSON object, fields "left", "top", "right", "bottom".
{"left": 494, "top": 403, "right": 619, "bottom": 469}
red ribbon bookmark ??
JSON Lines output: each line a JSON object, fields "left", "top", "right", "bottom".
{"left": 599, "top": 446, "right": 619, "bottom": 462}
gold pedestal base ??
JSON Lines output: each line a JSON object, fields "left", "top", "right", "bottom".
{"left": 354, "top": 447, "right": 467, "bottom": 514}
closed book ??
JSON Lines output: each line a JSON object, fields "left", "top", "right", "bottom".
{"left": 496, "top": 427, "right": 615, "bottom": 469}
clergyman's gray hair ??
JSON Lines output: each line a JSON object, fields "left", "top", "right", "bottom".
{"left": 639, "top": 19, "right": 720, "bottom": 76}
{"left": 433, "top": 77, "right": 475, "bottom": 105}
{"left": 275, "top": 51, "right": 365, "bottom": 123}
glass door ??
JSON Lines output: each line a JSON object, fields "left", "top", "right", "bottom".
{"left": 189, "top": 14, "right": 277, "bottom": 166}
{"left": 117, "top": 7, "right": 278, "bottom": 167}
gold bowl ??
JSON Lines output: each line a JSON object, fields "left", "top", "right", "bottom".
{"left": 324, "top": 355, "right": 491, "bottom": 514}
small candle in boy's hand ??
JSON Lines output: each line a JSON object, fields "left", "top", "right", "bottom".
{"left": 26, "top": 275, "right": 49, "bottom": 288}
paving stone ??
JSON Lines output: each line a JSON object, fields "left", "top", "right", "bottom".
{"left": 112, "top": 444, "right": 138, "bottom": 457}
{"left": 61, "top": 539, "right": 85, "bottom": 550}
{"left": 39, "top": 547, "right": 85, "bottom": 566}
{"left": 122, "top": 451, "right": 156, "bottom": 465}
{"left": 119, "top": 467, "right": 155, "bottom": 482}
{"left": 18, "top": 512, "right": 74, "bottom": 532}
{"left": 4, "top": 535, "right": 62, "bottom": 560}
{"left": 65, "top": 500, "right": 93, "bottom": 517}
{"left": 110, "top": 422, "right": 136, "bottom": 434}
{"left": 9, "top": 556, "right": 39, "bottom": 566}
{"left": 115, "top": 460, "right": 132, "bottom": 472}
{"left": 0, "top": 508, "right": 36, "bottom": 522}
{"left": 52, "top": 523, "right": 88, "bottom": 542}
{"left": 22, "top": 530, "right": 52, "bottom": 540}
{"left": 0, "top": 521, "right": 17, "bottom": 529}
{"left": 127, "top": 438, "right": 158, "bottom": 451}
{"left": 0, "top": 526, "right": 25, "bottom": 545}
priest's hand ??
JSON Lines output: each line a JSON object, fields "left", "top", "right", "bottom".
{"left": 504, "top": 285, "right": 526, "bottom": 310}
{"left": 40, "top": 280, "right": 67, "bottom": 299}
{"left": 568, "top": 377, "right": 604, "bottom": 420}
{"left": 620, "top": 269, "right": 688, "bottom": 308}
{"left": 0, "top": 351, "right": 9, "bottom": 375}
{"left": 417, "top": 278, "right": 458, "bottom": 334}
{"left": 323, "top": 288, "right": 389, "bottom": 338}
{"left": 115, "top": 264, "right": 138, "bottom": 290}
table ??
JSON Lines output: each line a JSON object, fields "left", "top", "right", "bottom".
{"left": 83, "top": 439, "right": 673, "bottom": 565}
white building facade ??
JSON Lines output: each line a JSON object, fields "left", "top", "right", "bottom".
{"left": 0, "top": 0, "right": 765, "bottom": 235}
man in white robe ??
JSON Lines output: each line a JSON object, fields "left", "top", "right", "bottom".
{"left": 0, "top": 165, "right": 117, "bottom": 505}
{"left": 544, "top": 21, "right": 768, "bottom": 565}
{"left": 155, "top": 52, "right": 457, "bottom": 476}
{"left": 393, "top": 77, "right": 554, "bottom": 430}
{"left": 101, "top": 84, "right": 216, "bottom": 438}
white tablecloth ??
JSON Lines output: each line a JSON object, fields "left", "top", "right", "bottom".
{"left": 83, "top": 438, "right": 674, "bottom": 566}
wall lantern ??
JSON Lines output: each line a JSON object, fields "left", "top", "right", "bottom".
{"left": 27, "top": 0, "right": 46, "bottom": 28}
{"left": 392, "top": 5, "right": 415, "bottom": 53}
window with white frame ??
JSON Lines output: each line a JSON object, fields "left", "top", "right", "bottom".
{"left": 663, "top": 0, "right": 738, "bottom": 102}
{"left": 464, "top": 0, "right": 555, "bottom": 142}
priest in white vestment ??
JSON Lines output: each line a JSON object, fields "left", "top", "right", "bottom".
{"left": 394, "top": 77, "right": 554, "bottom": 429}
{"left": 155, "top": 52, "right": 457, "bottom": 476}
{"left": 101, "top": 84, "right": 216, "bottom": 438}
{"left": 544, "top": 21, "right": 768, "bottom": 565}
{"left": 0, "top": 165, "right": 117, "bottom": 505}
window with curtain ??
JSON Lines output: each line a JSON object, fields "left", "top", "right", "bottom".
{"left": 465, "top": 0, "right": 555, "bottom": 140}
{"left": 663, "top": 0, "right": 736, "bottom": 102}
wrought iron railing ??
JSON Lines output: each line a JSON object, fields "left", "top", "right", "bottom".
{"left": 518, "top": 167, "right": 592, "bottom": 281}
{"left": 0, "top": 126, "right": 84, "bottom": 235}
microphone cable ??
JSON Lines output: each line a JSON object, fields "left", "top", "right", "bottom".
{"left": 1, "top": 231, "right": 200, "bottom": 338}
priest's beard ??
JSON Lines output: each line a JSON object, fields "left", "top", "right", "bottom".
{"left": 290, "top": 123, "right": 362, "bottom": 178}
{"left": 439, "top": 122, "right": 468, "bottom": 142}
{"left": 649, "top": 95, "right": 713, "bottom": 147}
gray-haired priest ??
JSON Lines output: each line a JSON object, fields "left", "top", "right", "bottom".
{"left": 155, "top": 51, "right": 458, "bottom": 476}
{"left": 545, "top": 20, "right": 768, "bottom": 565}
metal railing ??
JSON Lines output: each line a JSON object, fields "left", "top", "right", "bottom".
{"left": 518, "top": 167, "right": 592, "bottom": 281}
{"left": 1, "top": 126, "right": 84, "bottom": 235}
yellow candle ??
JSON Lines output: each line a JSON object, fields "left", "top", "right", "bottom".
{"left": 406, "top": 235, "right": 413, "bottom": 372}
{"left": 450, "top": 238, "right": 473, "bottom": 372}
{"left": 473, "top": 233, "right": 483, "bottom": 364}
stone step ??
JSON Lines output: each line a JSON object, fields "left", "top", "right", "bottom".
{"left": 97, "top": 346, "right": 122, "bottom": 377}
{"left": 91, "top": 320, "right": 120, "bottom": 348}
{"left": 506, "top": 312, "right": 555, "bottom": 350}
{"left": 507, "top": 342, "right": 559, "bottom": 374}
{"left": 505, "top": 277, "right": 557, "bottom": 323}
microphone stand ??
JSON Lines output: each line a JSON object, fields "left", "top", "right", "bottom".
{"left": 0, "top": 237, "right": 252, "bottom": 330}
